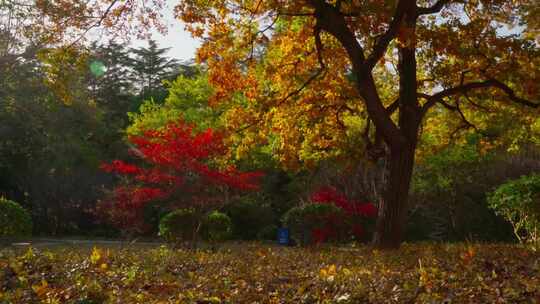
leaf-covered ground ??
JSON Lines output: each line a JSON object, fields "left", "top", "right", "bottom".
{"left": 0, "top": 243, "right": 539, "bottom": 303}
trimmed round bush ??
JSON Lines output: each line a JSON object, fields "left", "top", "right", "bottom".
{"left": 201, "top": 211, "right": 232, "bottom": 242}
{"left": 488, "top": 173, "right": 540, "bottom": 245}
{"left": 257, "top": 224, "right": 279, "bottom": 240}
{"left": 225, "top": 199, "right": 275, "bottom": 240}
{"left": 158, "top": 208, "right": 199, "bottom": 243}
{"left": 0, "top": 197, "right": 32, "bottom": 237}
{"left": 282, "top": 204, "right": 344, "bottom": 245}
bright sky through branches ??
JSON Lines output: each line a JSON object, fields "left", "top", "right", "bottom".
{"left": 123, "top": 1, "right": 525, "bottom": 61}
{"left": 131, "top": 0, "right": 199, "bottom": 61}
{"left": 130, "top": 5, "right": 523, "bottom": 62}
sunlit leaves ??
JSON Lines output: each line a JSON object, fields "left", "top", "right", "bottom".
{"left": 33, "top": 0, "right": 167, "bottom": 44}
{"left": 172, "top": 0, "right": 539, "bottom": 171}
{"left": 127, "top": 73, "right": 218, "bottom": 136}
{"left": 37, "top": 47, "right": 90, "bottom": 105}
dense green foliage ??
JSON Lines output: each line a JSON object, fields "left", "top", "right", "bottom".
{"left": 0, "top": 38, "right": 192, "bottom": 236}
{"left": 224, "top": 199, "right": 276, "bottom": 240}
{"left": 201, "top": 211, "right": 233, "bottom": 243}
{"left": 409, "top": 141, "right": 540, "bottom": 242}
{"left": 158, "top": 209, "right": 199, "bottom": 244}
{"left": 256, "top": 225, "right": 279, "bottom": 241}
{"left": 0, "top": 198, "right": 32, "bottom": 237}
{"left": 127, "top": 72, "right": 217, "bottom": 135}
{"left": 282, "top": 204, "right": 345, "bottom": 245}
{"left": 0, "top": 45, "right": 116, "bottom": 235}
{"left": 0, "top": 243, "right": 539, "bottom": 303}
{"left": 488, "top": 173, "right": 540, "bottom": 245}
{"left": 160, "top": 209, "right": 233, "bottom": 245}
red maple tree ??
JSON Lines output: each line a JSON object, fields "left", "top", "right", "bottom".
{"left": 99, "top": 120, "right": 263, "bottom": 233}
{"left": 310, "top": 186, "right": 377, "bottom": 244}
{"left": 311, "top": 186, "right": 377, "bottom": 218}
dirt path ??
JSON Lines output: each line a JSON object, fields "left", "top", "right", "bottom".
{"left": 0, "top": 238, "right": 289, "bottom": 251}
{"left": 0, "top": 238, "right": 165, "bottom": 250}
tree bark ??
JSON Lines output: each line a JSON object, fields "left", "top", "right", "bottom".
{"left": 372, "top": 2, "right": 420, "bottom": 249}
{"left": 309, "top": 0, "right": 422, "bottom": 249}
{"left": 373, "top": 143, "right": 417, "bottom": 249}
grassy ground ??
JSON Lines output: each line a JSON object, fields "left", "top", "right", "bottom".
{"left": 0, "top": 242, "right": 539, "bottom": 303}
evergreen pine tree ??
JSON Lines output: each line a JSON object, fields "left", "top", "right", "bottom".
{"left": 129, "top": 39, "right": 180, "bottom": 101}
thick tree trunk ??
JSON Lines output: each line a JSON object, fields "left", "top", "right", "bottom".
{"left": 373, "top": 143, "right": 417, "bottom": 249}
{"left": 373, "top": 4, "right": 420, "bottom": 249}
{"left": 309, "top": 0, "right": 422, "bottom": 249}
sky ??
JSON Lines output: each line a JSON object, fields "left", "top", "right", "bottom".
{"left": 130, "top": 0, "right": 200, "bottom": 61}
{"left": 131, "top": 22, "right": 200, "bottom": 61}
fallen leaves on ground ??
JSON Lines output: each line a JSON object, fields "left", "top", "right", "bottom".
{"left": 0, "top": 243, "right": 539, "bottom": 303}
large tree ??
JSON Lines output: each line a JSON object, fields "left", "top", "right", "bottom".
{"left": 174, "top": 0, "right": 539, "bottom": 248}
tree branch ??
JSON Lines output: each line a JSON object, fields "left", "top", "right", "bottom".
{"left": 313, "top": 25, "right": 326, "bottom": 70}
{"left": 455, "top": 97, "right": 478, "bottom": 131}
{"left": 464, "top": 92, "right": 491, "bottom": 112}
{"left": 416, "top": 0, "right": 452, "bottom": 16}
{"left": 69, "top": 0, "right": 120, "bottom": 46}
{"left": 308, "top": 0, "right": 405, "bottom": 146}
{"left": 449, "top": 123, "right": 472, "bottom": 142}
{"left": 363, "top": 119, "right": 388, "bottom": 162}
{"left": 276, "top": 24, "right": 326, "bottom": 106}
{"left": 438, "top": 99, "right": 458, "bottom": 111}
{"left": 277, "top": 11, "right": 314, "bottom": 16}
{"left": 386, "top": 98, "right": 400, "bottom": 114}
{"left": 246, "top": 13, "right": 280, "bottom": 61}
{"left": 430, "top": 97, "right": 480, "bottom": 131}
{"left": 488, "top": 78, "right": 538, "bottom": 108}
{"left": 422, "top": 79, "right": 539, "bottom": 115}
{"left": 363, "top": 119, "right": 372, "bottom": 146}
{"left": 308, "top": 0, "right": 366, "bottom": 65}
{"left": 365, "top": 0, "right": 409, "bottom": 70}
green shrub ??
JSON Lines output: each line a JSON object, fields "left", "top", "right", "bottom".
{"left": 282, "top": 204, "right": 344, "bottom": 245}
{"left": 257, "top": 225, "right": 278, "bottom": 240}
{"left": 0, "top": 197, "right": 32, "bottom": 237}
{"left": 225, "top": 199, "right": 275, "bottom": 240}
{"left": 409, "top": 142, "right": 521, "bottom": 242}
{"left": 487, "top": 173, "right": 540, "bottom": 246}
{"left": 201, "top": 211, "right": 232, "bottom": 242}
{"left": 158, "top": 209, "right": 199, "bottom": 244}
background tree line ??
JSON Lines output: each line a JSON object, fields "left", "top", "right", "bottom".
{"left": 0, "top": 36, "right": 191, "bottom": 235}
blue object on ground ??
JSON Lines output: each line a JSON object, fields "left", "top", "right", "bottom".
{"left": 277, "top": 228, "right": 289, "bottom": 245}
